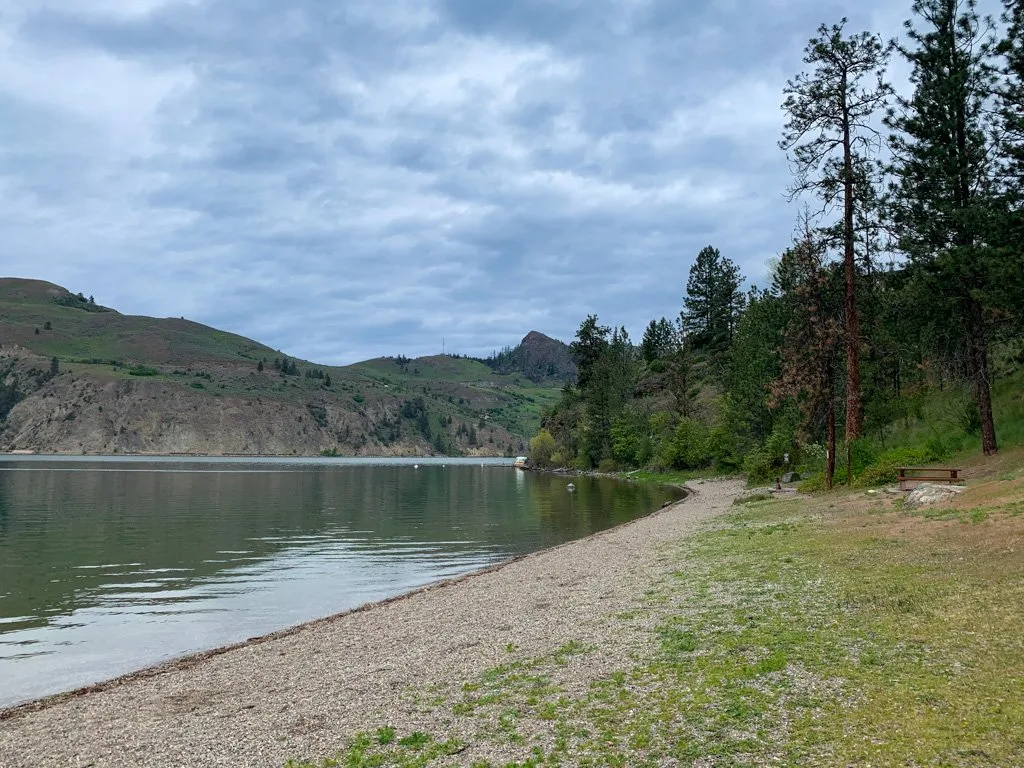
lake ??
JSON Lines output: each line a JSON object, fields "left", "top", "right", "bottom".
{"left": 0, "top": 456, "right": 681, "bottom": 708}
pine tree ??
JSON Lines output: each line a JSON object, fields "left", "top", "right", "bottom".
{"left": 781, "top": 19, "right": 893, "bottom": 457}
{"left": 569, "top": 315, "right": 611, "bottom": 390}
{"left": 999, "top": 0, "right": 1024, "bottom": 193}
{"left": 257, "top": 360, "right": 264, "bottom": 372}
{"left": 325, "top": 374, "right": 332, "bottom": 387}
{"left": 681, "top": 246, "right": 744, "bottom": 353}
{"left": 640, "top": 318, "right": 678, "bottom": 363}
{"left": 770, "top": 225, "right": 844, "bottom": 488}
{"left": 993, "top": 0, "right": 1024, "bottom": 326}
{"left": 886, "top": 0, "right": 1001, "bottom": 454}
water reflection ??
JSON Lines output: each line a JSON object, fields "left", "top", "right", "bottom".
{"left": 0, "top": 458, "right": 680, "bottom": 706}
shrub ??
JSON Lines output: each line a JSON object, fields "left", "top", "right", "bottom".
{"left": 660, "top": 418, "right": 710, "bottom": 470}
{"left": 742, "top": 447, "right": 775, "bottom": 485}
{"left": 529, "top": 429, "right": 557, "bottom": 467}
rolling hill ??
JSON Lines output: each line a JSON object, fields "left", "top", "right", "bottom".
{"left": 0, "top": 278, "right": 571, "bottom": 456}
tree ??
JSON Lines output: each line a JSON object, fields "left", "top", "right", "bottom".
{"left": 325, "top": 374, "right": 332, "bottom": 387}
{"left": 640, "top": 318, "right": 678, "bottom": 363}
{"left": 992, "top": 0, "right": 1024, "bottom": 328}
{"left": 886, "top": 0, "right": 1001, "bottom": 455}
{"left": 770, "top": 226, "right": 844, "bottom": 488}
{"left": 725, "top": 288, "right": 788, "bottom": 445}
{"left": 50, "top": 357, "right": 59, "bottom": 377}
{"left": 999, "top": 0, "right": 1024, "bottom": 194}
{"left": 681, "top": 246, "right": 745, "bottom": 353}
{"left": 781, "top": 18, "right": 893, "bottom": 455}
{"left": 569, "top": 315, "right": 611, "bottom": 390}
{"left": 44, "top": 321, "right": 52, "bottom": 331}
{"left": 257, "top": 360, "right": 264, "bottom": 372}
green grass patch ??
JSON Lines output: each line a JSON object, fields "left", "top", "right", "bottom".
{"left": 288, "top": 493, "right": 1024, "bottom": 766}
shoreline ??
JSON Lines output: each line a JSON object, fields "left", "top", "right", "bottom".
{"left": 0, "top": 479, "right": 742, "bottom": 768}
{"left": 0, "top": 481, "right": 688, "bottom": 720}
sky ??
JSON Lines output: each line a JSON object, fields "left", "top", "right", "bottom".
{"left": 0, "top": 0, "right": 998, "bottom": 363}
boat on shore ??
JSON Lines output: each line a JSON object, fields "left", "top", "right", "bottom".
{"left": 514, "top": 456, "right": 529, "bottom": 469}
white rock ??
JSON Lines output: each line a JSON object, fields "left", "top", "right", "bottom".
{"left": 905, "top": 483, "right": 967, "bottom": 508}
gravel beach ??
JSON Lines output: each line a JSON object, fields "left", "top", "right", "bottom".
{"left": 0, "top": 478, "right": 743, "bottom": 768}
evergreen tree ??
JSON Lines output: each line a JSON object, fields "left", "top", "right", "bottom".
{"left": 781, "top": 19, "right": 892, "bottom": 448}
{"left": 569, "top": 315, "right": 611, "bottom": 390}
{"left": 993, "top": 0, "right": 1024, "bottom": 327}
{"left": 50, "top": 357, "right": 59, "bottom": 377}
{"left": 640, "top": 318, "right": 678, "bottom": 363}
{"left": 886, "top": 0, "right": 1001, "bottom": 454}
{"left": 725, "top": 288, "right": 788, "bottom": 445}
{"left": 681, "top": 246, "right": 745, "bottom": 353}
{"left": 257, "top": 360, "right": 264, "bottom": 372}
{"left": 325, "top": 374, "right": 332, "bottom": 387}
{"left": 999, "top": 0, "right": 1024, "bottom": 195}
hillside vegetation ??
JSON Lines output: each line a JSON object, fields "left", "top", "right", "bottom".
{"left": 530, "top": 1, "right": 1024, "bottom": 488}
{"left": 0, "top": 278, "right": 569, "bottom": 456}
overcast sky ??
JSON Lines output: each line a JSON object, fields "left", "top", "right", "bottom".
{"left": 0, "top": 0, "right": 998, "bottom": 363}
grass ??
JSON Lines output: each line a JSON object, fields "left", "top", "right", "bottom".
{"left": 286, "top": 466, "right": 1024, "bottom": 766}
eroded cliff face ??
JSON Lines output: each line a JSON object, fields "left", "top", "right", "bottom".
{"left": 0, "top": 349, "right": 515, "bottom": 456}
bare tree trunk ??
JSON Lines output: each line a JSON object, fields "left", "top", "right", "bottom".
{"left": 967, "top": 298, "right": 998, "bottom": 455}
{"left": 842, "top": 103, "right": 863, "bottom": 461}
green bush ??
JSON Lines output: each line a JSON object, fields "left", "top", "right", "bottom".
{"left": 742, "top": 447, "right": 775, "bottom": 485}
{"left": 529, "top": 429, "right": 557, "bottom": 468}
{"left": 852, "top": 445, "right": 946, "bottom": 488}
{"left": 660, "top": 418, "right": 710, "bottom": 470}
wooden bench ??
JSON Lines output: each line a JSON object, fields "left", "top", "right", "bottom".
{"left": 897, "top": 467, "right": 962, "bottom": 491}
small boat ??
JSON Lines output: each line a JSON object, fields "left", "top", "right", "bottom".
{"left": 514, "top": 456, "right": 529, "bottom": 469}
{"left": 566, "top": 482, "right": 576, "bottom": 492}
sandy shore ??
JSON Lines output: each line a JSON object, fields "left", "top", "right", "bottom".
{"left": 0, "top": 478, "right": 744, "bottom": 768}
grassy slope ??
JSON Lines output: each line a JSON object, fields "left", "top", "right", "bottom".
{"left": 287, "top": 457, "right": 1024, "bottom": 767}
{"left": 0, "top": 278, "right": 564, "bottom": 449}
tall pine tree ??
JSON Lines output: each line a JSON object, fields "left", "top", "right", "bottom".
{"left": 681, "top": 246, "right": 745, "bottom": 353}
{"left": 780, "top": 19, "right": 893, "bottom": 468}
{"left": 886, "top": 0, "right": 1000, "bottom": 455}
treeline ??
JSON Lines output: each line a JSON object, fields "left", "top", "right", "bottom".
{"left": 531, "top": 0, "right": 1024, "bottom": 488}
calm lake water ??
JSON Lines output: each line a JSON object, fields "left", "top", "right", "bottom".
{"left": 0, "top": 456, "right": 681, "bottom": 707}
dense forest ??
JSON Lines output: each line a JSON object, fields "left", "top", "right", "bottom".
{"left": 530, "top": 0, "right": 1024, "bottom": 488}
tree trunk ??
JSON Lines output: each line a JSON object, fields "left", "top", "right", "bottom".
{"left": 842, "top": 101, "right": 863, "bottom": 447}
{"left": 967, "top": 298, "right": 998, "bottom": 455}
{"left": 826, "top": 394, "right": 836, "bottom": 491}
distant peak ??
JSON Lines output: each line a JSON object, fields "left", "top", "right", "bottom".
{"left": 521, "top": 330, "right": 560, "bottom": 344}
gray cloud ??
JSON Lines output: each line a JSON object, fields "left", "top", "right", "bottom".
{"left": 0, "top": 0, "right": 959, "bottom": 363}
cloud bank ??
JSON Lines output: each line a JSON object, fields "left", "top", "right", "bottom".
{"left": 0, "top": 0, "right": 958, "bottom": 362}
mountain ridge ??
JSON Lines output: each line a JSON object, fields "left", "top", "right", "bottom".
{"left": 0, "top": 277, "right": 569, "bottom": 456}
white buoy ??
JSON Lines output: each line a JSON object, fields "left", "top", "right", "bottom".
{"left": 414, "top": 464, "right": 419, "bottom": 469}
{"left": 567, "top": 482, "right": 576, "bottom": 492}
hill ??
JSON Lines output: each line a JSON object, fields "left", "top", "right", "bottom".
{"left": 480, "top": 331, "right": 577, "bottom": 384}
{"left": 0, "top": 278, "right": 566, "bottom": 456}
